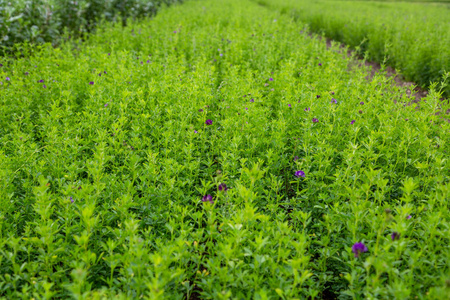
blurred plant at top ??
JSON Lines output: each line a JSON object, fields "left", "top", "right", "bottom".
{"left": 0, "top": 0, "right": 181, "bottom": 55}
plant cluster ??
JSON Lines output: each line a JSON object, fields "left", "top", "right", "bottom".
{"left": 258, "top": 0, "right": 450, "bottom": 97}
{"left": 0, "top": 0, "right": 182, "bottom": 55}
{"left": 0, "top": 0, "right": 449, "bottom": 298}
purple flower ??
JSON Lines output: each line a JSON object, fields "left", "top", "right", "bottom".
{"left": 5, "top": 77, "right": 10, "bottom": 81}
{"left": 220, "top": 53, "right": 223, "bottom": 57}
{"left": 202, "top": 194, "right": 213, "bottom": 204}
{"left": 331, "top": 98, "right": 337, "bottom": 104}
{"left": 245, "top": 107, "right": 248, "bottom": 110}
{"left": 147, "top": 60, "right": 150, "bottom": 63}
{"left": 405, "top": 119, "right": 409, "bottom": 121}
{"left": 294, "top": 156, "right": 299, "bottom": 161}
{"left": 250, "top": 99, "right": 254, "bottom": 103}
{"left": 25, "top": 72, "right": 29, "bottom": 75}
{"left": 391, "top": 232, "right": 400, "bottom": 241}
{"left": 288, "top": 104, "right": 292, "bottom": 108}
{"left": 316, "top": 95, "right": 321, "bottom": 99}
{"left": 199, "top": 109, "right": 203, "bottom": 112}
{"left": 295, "top": 170, "right": 305, "bottom": 178}
{"left": 218, "top": 183, "right": 228, "bottom": 192}
{"left": 0, "top": 64, "right": 3, "bottom": 67}
{"left": 360, "top": 101, "right": 364, "bottom": 105}
{"left": 305, "top": 107, "right": 310, "bottom": 112}
{"left": 98, "top": 73, "right": 102, "bottom": 76}
{"left": 194, "top": 130, "right": 198, "bottom": 133}
{"left": 269, "top": 78, "right": 274, "bottom": 81}
{"left": 104, "top": 71, "right": 107, "bottom": 74}
{"left": 89, "top": 81, "right": 94, "bottom": 85}
{"left": 406, "top": 215, "right": 412, "bottom": 220}
{"left": 318, "top": 63, "right": 322, "bottom": 66}
{"left": 173, "top": 31, "right": 177, "bottom": 33}
{"left": 43, "top": 85, "right": 47, "bottom": 89}
{"left": 104, "top": 103, "right": 109, "bottom": 107}
{"left": 205, "top": 119, "right": 213, "bottom": 125}
{"left": 350, "top": 120, "right": 355, "bottom": 125}
{"left": 352, "top": 242, "right": 368, "bottom": 258}
{"left": 108, "top": 53, "right": 111, "bottom": 56}
{"left": 330, "top": 91, "right": 335, "bottom": 95}
{"left": 312, "top": 118, "right": 319, "bottom": 123}
{"left": 70, "top": 197, "right": 74, "bottom": 203}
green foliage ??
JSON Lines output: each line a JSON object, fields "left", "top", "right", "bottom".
{"left": 260, "top": 0, "right": 450, "bottom": 97}
{"left": 0, "top": 0, "right": 182, "bottom": 55}
{"left": 0, "top": 0, "right": 449, "bottom": 298}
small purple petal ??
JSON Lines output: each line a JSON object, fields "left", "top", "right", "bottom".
{"left": 350, "top": 120, "right": 355, "bottom": 125}
{"left": 352, "top": 242, "right": 368, "bottom": 258}
{"left": 89, "top": 81, "right": 94, "bottom": 85}
{"left": 391, "top": 232, "right": 400, "bottom": 241}
{"left": 295, "top": 170, "right": 305, "bottom": 178}
{"left": 205, "top": 119, "right": 213, "bottom": 125}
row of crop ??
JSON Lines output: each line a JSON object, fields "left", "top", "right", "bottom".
{"left": 0, "top": 0, "right": 182, "bottom": 55}
{"left": 258, "top": 0, "right": 450, "bottom": 97}
{"left": 1, "top": 0, "right": 449, "bottom": 298}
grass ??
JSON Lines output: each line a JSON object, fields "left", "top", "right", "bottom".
{"left": 0, "top": 0, "right": 449, "bottom": 298}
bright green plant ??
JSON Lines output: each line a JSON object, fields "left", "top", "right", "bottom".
{"left": 0, "top": 0, "right": 449, "bottom": 298}
{"left": 259, "top": 0, "right": 450, "bottom": 97}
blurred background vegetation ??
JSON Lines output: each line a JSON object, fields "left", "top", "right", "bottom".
{"left": 0, "top": 0, "right": 182, "bottom": 56}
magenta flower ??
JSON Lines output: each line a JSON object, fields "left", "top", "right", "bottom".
{"left": 288, "top": 104, "right": 292, "bottom": 108}
{"left": 391, "top": 232, "right": 400, "bottom": 241}
{"left": 89, "top": 81, "right": 94, "bottom": 85}
{"left": 194, "top": 130, "right": 198, "bottom": 133}
{"left": 269, "top": 78, "right": 274, "bottom": 81}
{"left": 202, "top": 194, "right": 214, "bottom": 204}
{"left": 104, "top": 103, "right": 109, "bottom": 107}
{"left": 331, "top": 98, "right": 337, "bottom": 104}
{"left": 406, "top": 215, "right": 412, "bottom": 219}
{"left": 350, "top": 120, "right": 355, "bottom": 125}
{"left": 295, "top": 170, "right": 305, "bottom": 178}
{"left": 312, "top": 118, "right": 319, "bottom": 123}
{"left": 318, "top": 63, "right": 322, "bottom": 66}
{"left": 352, "top": 242, "right": 368, "bottom": 257}
{"left": 205, "top": 119, "right": 213, "bottom": 125}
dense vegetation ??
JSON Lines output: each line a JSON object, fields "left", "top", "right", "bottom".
{"left": 0, "top": 0, "right": 182, "bottom": 55}
{"left": 1, "top": 0, "right": 449, "bottom": 298}
{"left": 259, "top": 0, "right": 450, "bottom": 97}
